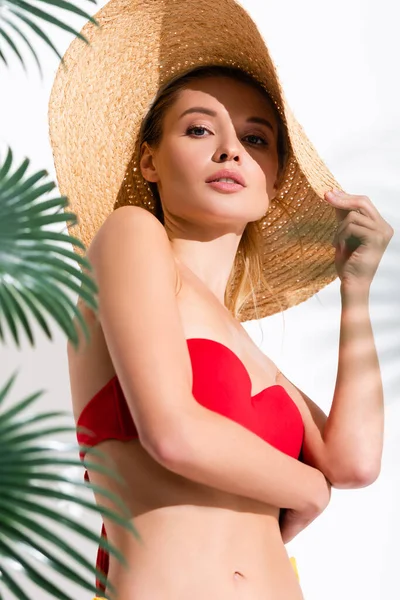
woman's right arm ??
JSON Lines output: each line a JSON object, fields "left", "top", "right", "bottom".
{"left": 160, "top": 396, "right": 330, "bottom": 515}
{"left": 87, "top": 206, "right": 330, "bottom": 517}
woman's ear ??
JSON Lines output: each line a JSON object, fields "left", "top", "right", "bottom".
{"left": 271, "top": 164, "right": 285, "bottom": 199}
{"left": 139, "top": 142, "right": 160, "bottom": 183}
{"left": 269, "top": 175, "right": 280, "bottom": 201}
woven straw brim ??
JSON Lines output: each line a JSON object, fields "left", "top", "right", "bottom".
{"left": 48, "top": 0, "right": 341, "bottom": 322}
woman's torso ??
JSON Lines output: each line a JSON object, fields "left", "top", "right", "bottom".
{"left": 69, "top": 257, "right": 304, "bottom": 600}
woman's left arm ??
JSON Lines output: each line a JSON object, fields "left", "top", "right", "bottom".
{"left": 279, "top": 190, "right": 393, "bottom": 543}
{"left": 318, "top": 189, "right": 393, "bottom": 487}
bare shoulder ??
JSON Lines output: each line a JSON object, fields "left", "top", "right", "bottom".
{"left": 89, "top": 205, "right": 174, "bottom": 259}
{"left": 93, "top": 204, "right": 165, "bottom": 233}
{"left": 76, "top": 205, "right": 195, "bottom": 459}
{"left": 87, "top": 205, "right": 180, "bottom": 298}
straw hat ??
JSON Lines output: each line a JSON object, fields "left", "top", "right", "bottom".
{"left": 48, "top": 0, "right": 342, "bottom": 322}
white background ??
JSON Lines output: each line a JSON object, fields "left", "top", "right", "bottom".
{"left": 1, "top": 0, "right": 399, "bottom": 598}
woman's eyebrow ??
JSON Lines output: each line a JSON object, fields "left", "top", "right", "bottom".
{"left": 179, "top": 107, "right": 217, "bottom": 119}
{"left": 246, "top": 116, "right": 275, "bottom": 135}
{"left": 178, "top": 107, "right": 275, "bottom": 134}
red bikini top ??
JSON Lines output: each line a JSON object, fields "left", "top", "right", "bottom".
{"left": 76, "top": 337, "right": 304, "bottom": 593}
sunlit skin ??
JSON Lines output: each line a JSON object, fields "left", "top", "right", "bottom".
{"left": 67, "top": 77, "right": 393, "bottom": 597}
{"left": 140, "top": 76, "right": 281, "bottom": 304}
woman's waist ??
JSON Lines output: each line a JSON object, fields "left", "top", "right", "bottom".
{"left": 107, "top": 504, "right": 298, "bottom": 590}
{"left": 108, "top": 514, "right": 302, "bottom": 600}
{"left": 113, "top": 501, "right": 283, "bottom": 557}
{"left": 113, "top": 569, "right": 303, "bottom": 600}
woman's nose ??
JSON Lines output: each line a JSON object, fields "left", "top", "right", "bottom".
{"left": 218, "top": 151, "right": 240, "bottom": 162}
{"left": 214, "top": 134, "right": 243, "bottom": 162}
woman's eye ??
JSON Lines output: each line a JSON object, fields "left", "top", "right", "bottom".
{"left": 186, "top": 125, "right": 210, "bottom": 136}
{"left": 243, "top": 134, "right": 268, "bottom": 146}
{"left": 186, "top": 126, "right": 268, "bottom": 146}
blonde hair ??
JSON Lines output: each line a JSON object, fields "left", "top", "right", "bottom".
{"left": 139, "top": 66, "right": 289, "bottom": 319}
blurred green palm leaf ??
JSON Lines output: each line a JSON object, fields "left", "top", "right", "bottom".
{"left": 0, "top": 370, "right": 140, "bottom": 599}
{"left": 0, "top": 0, "right": 136, "bottom": 595}
{"left": 0, "top": 145, "right": 98, "bottom": 350}
{"left": 0, "top": 0, "right": 100, "bottom": 77}
{"left": 0, "top": 144, "right": 139, "bottom": 597}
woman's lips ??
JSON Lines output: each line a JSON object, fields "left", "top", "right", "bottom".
{"left": 206, "top": 181, "right": 244, "bottom": 193}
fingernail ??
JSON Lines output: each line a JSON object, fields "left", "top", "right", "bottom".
{"left": 332, "top": 188, "right": 343, "bottom": 195}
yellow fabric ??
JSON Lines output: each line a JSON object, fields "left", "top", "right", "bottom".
{"left": 92, "top": 558, "right": 299, "bottom": 599}
{"left": 290, "top": 556, "right": 300, "bottom": 580}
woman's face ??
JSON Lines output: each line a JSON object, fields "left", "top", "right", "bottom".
{"left": 140, "top": 75, "right": 281, "bottom": 234}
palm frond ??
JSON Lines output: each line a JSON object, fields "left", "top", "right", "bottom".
{"left": 0, "top": 0, "right": 100, "bottom": 76}
{"left": 0, "top": 21, "right": 27, "bottom": 71}
{"left": 0, "top": 13, "right": 42, "bottom": 76}
{"left": 0, "top": 371, "right": 140, "bottom": 599}
{"left": 0, "top": 146, "right": 99, "bottom": 350}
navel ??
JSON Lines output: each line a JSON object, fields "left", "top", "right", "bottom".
{"left": 233, "top": 570, "right": 245, "bottom": 580}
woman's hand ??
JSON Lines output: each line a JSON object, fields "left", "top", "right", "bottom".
{"left": 279, "top": 474, "right": 332, "bottom": 545}
{"left": 324, "top": 189, "right": 393, "bottom": 291}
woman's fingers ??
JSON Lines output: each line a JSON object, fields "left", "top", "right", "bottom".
{"left": 325, "top": 189, "right": 382, "bottom": 222}
{"left": 333, "top": 210, "right": 375, "bottom": 246}
{"left": 336, "top": 210, "right": 376, "bottom": 235}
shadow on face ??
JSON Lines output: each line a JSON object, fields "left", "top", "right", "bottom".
{"left": 140, "top": 75, "right": 281, "bottom": 237}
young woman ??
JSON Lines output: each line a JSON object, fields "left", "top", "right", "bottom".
{"left": 49, "top": 1, "right": 393, "bottom": 599}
